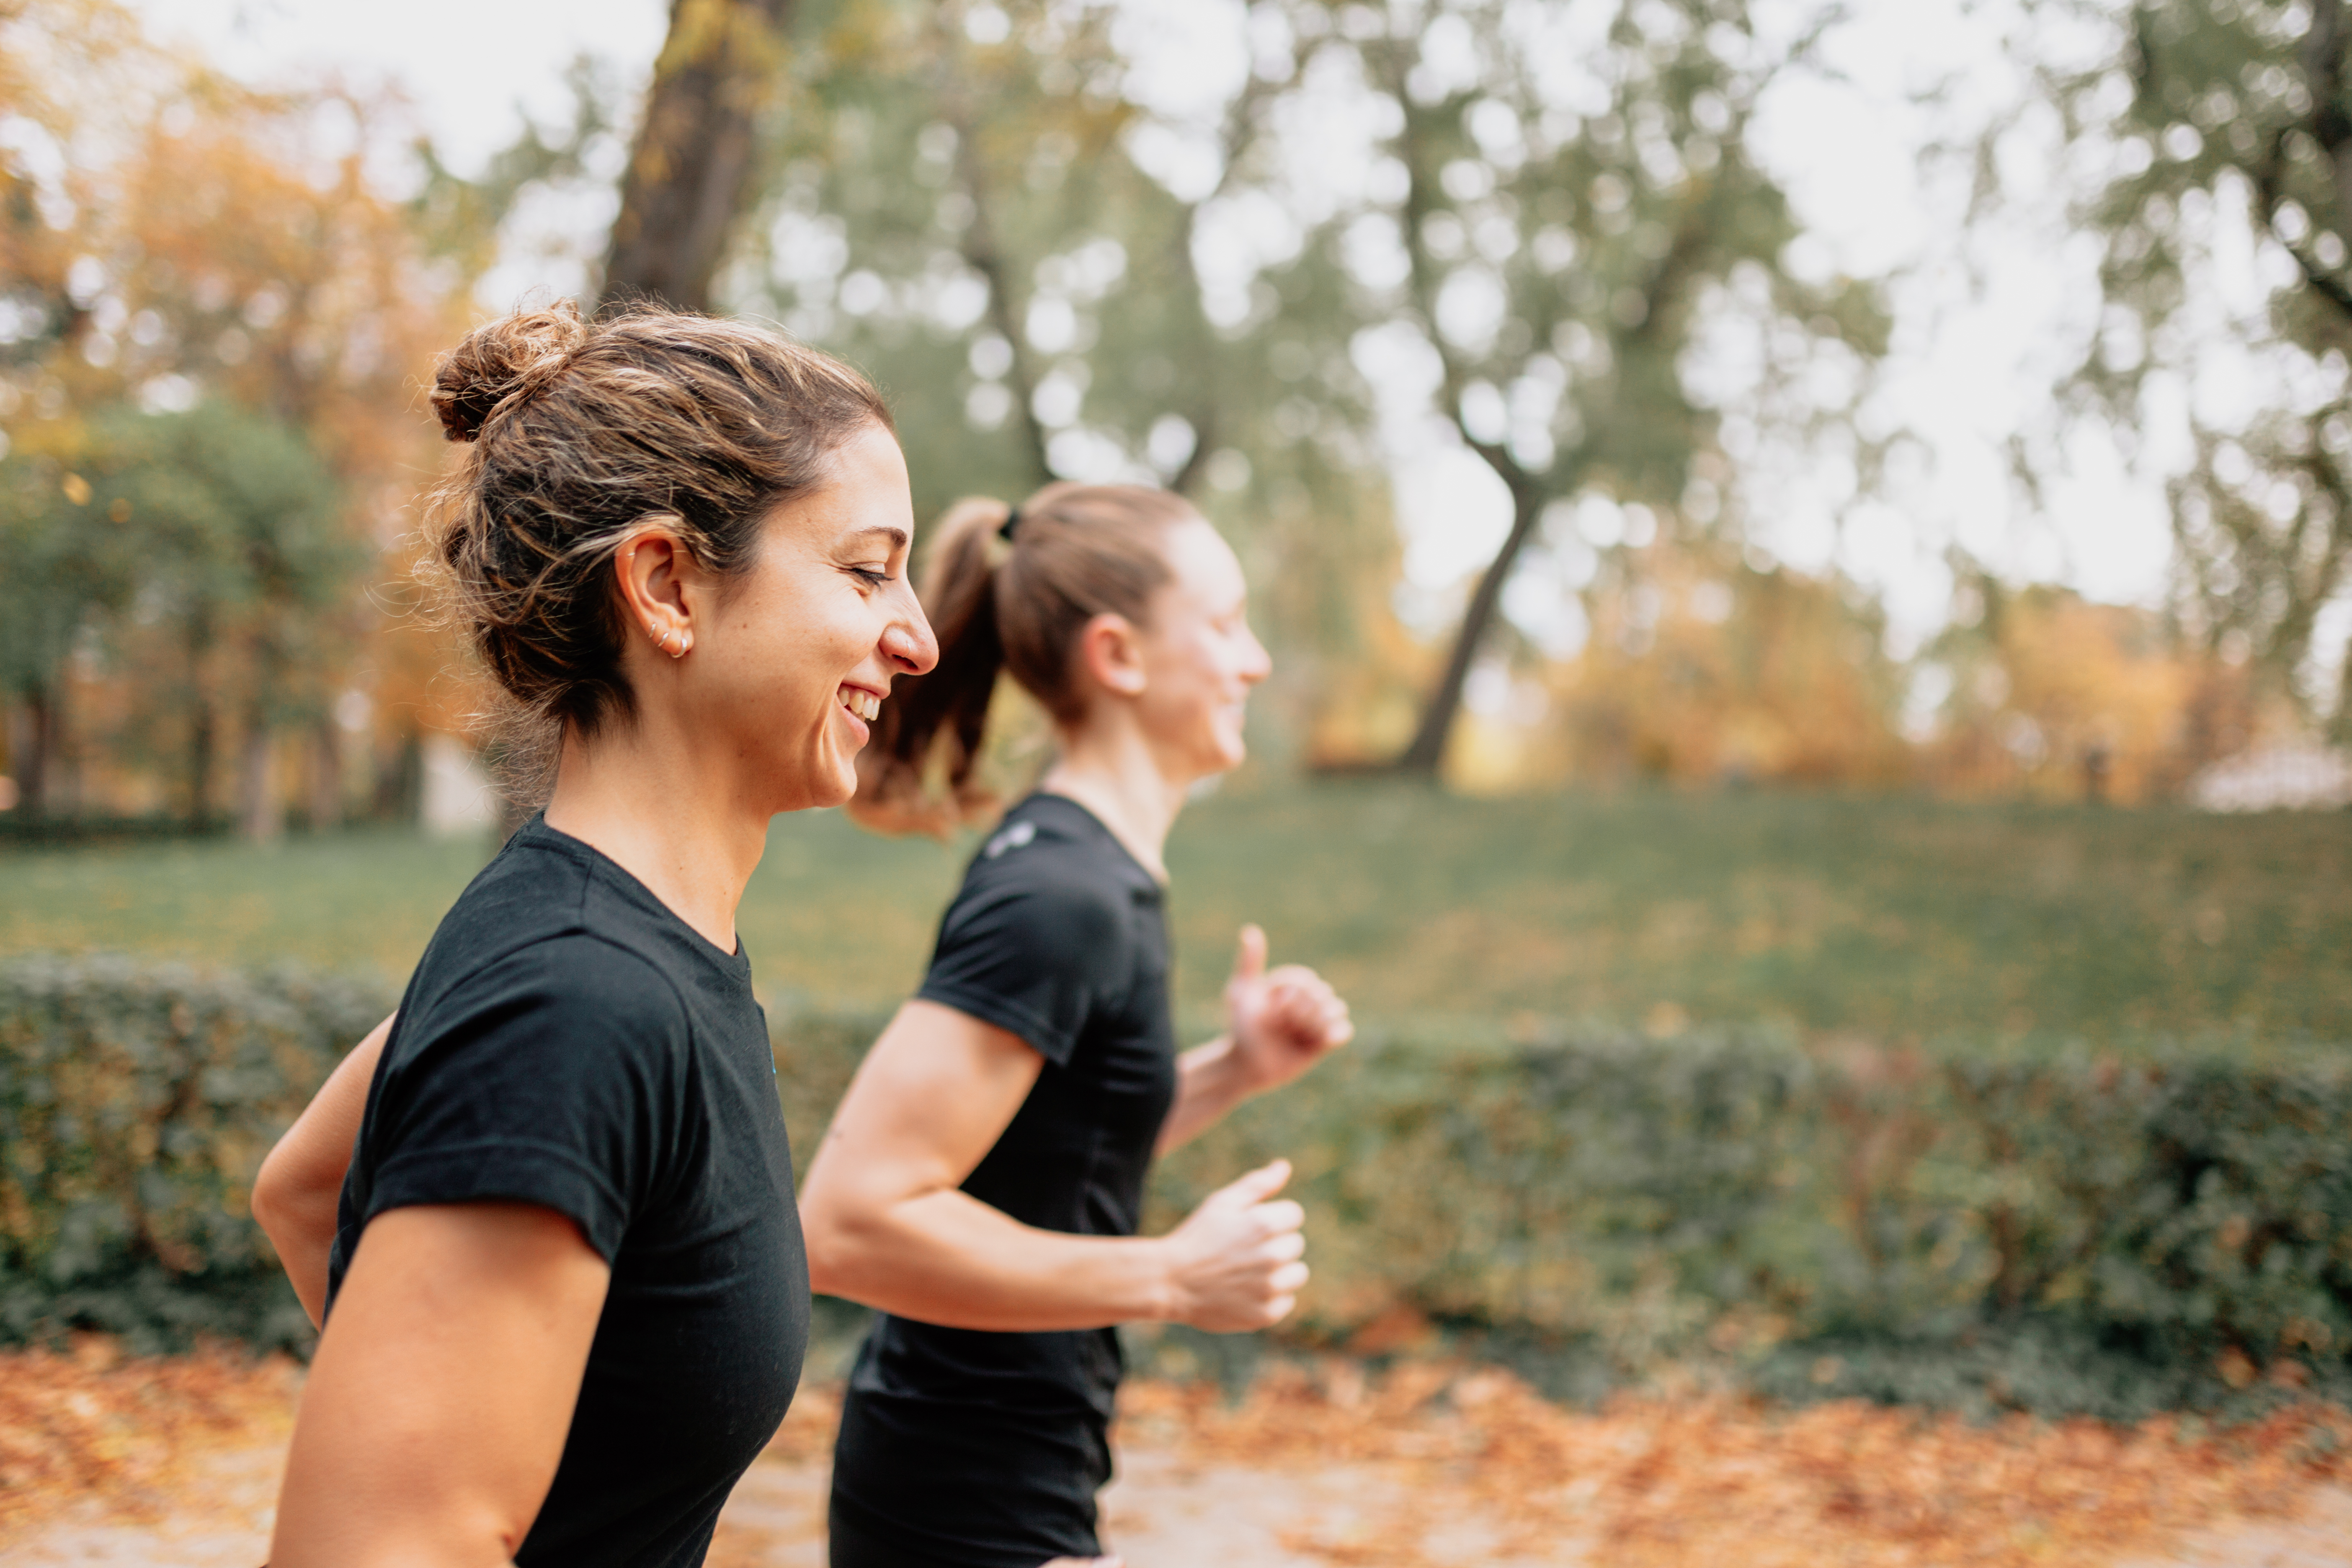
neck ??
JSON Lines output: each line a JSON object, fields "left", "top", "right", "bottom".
{"left": 1037, "top": 717, "right": 1189, "bottom": 883}
{"left": 540, "top": 715, "right": 770, "bottom": 954}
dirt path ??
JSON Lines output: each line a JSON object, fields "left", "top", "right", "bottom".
{"left": 7, "top": 1353, "right": 2352, "bottom": 1568}
{"left": 10, "top": 1427, "right": 2352, "bottom": 1568}
{"left": 0, "top": 1434, "right": 1445, "bottom": 1568}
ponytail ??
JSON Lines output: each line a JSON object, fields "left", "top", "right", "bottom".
{"left": 850, "top": 481, "right": 1198, "bottom": 836}
{"left": 851, "top": 498, "right": 1012, "bottom": 836}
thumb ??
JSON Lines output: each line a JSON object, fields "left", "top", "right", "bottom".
{"left": 1219, "top": 1157, "right": 1292, "bottom": 1206}
{"left": 1231, "top": 923, "right": 1269, "bottom": 985}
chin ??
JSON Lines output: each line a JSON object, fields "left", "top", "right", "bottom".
{"left": 807, "top": 757, "right": 859, "bottom": 810}
{"left": 1199, "top": 738, "right": 1246, "bottom": 777}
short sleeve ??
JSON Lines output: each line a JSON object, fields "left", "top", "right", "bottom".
{"left": 916, "top": 878, "right": 1134, "bottom": 1067}
{"left": 361, "top": 936, "right": 690, "bottom": 1261}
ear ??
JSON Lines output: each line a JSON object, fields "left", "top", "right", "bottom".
{"left": 613, "top": 519, "right": 701, "bottom": 659}
{"left": 1075, "top": 611, "right": 1148, "bottom": 699}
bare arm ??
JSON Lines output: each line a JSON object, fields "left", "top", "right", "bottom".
{"left": 800, "top": 998, "right": 1306, "bottom": 1333}
{"left": 253, "top": 1011, "right": 392, "bottom": 1328}
{"left": 268, "top": 1202, "right": 610, "bottom": 1568}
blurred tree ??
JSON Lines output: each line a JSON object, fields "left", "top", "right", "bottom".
{"left": 108, "top": 405, "right": 350, "bottom": 834}
{"left": 2032, "top": 0, "right": 2352, "bottom": 737}
{"left": 0, "top": 458, "right": 136, "bottom": 818}
{"left": 1921, "top": 578, "right": 2258, "bottom": 803}
{"left": 1534, "top": 552, "right": 1911, "bottom": 790}
{"left": 603, "top": 0, "right": 799, "bottom": 310}
{"left": 739, "top": 0, "right": 1403, "bottom": 771}
{"left": 0, "top": 408, "right": 346, "bottom": 831}
{"left": 0, "top": 2, "right": 474, "bottom": 830}
{"left": 410, "top": 56, "right": 632, "bottom": 286}
{"left": 1327, "top": 0, "right": 1892, "bottom": 774}
{"left": 739, "top": 1, "right": 1889, "bottom": 782}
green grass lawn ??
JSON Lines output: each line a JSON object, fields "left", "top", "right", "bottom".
{"left": 4, "top": 783, "right": 2347, "bottom": 1047}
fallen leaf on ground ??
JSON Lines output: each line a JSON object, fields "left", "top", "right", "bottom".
{"left": 0, "top": 1337, "right": 299, "bottom": 1543}
{"left": 1117, "top": 1362, "right": 2352, "bottom": 1568}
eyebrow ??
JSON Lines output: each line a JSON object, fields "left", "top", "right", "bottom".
{"left": 844, "top": 526, "right": 911, "bottom": 552}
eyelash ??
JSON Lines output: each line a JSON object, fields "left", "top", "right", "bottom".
{"left": 848, "top": 567, "right": 894, "bottom": 588}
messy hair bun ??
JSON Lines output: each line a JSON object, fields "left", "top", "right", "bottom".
{"left": 428, "top": 302, "right": 591, "bottom": 443}
{"left": 424, "top": 301, "right": 892, "bottom": 796}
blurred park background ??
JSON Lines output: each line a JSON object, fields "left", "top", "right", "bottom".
{"left": 5, "top": 0, "right": 2352, "bottom": 1529}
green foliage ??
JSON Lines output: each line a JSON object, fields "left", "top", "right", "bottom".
{"left": 745, "top": 2, "right": 1897, "bottom": 764}
{"left": 750, "top": 0, "right": 1406, "bottom": 735}
{"left": 4, "top": 951, "right": 2346, "bottom": 1417}
{"left": 0, "top": 445, "right": 140, "bottom": 698}
{"left": 0, "top": 952, "right": 389, "bottom": 1354}
{"left": 0, "top": 400, "right": 351, "bottom": 818}
{"left": 2030, "top": 0, "right": 2352, "bottom": 725}
{"left": 99, "top": 400, "right": 355, "bottom": 722}
{"left": 1150, "top": 1024, "right": 2352, "bottom": 1418}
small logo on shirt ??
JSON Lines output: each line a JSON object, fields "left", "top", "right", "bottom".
{"left": 983, "top": 820, "right": 1038, "bottom": 859}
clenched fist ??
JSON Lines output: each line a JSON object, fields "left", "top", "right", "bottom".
{"left": 1225, "top": 925, "right": 1353, "bottom": 1094}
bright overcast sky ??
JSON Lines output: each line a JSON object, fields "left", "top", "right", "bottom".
{"left": 124, "top": 0, "right": 2192, "bottom": 662}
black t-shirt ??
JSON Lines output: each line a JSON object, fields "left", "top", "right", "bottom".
{"left": 830, "top": 793, "right": 1179, "bottom": 1568}
{"left": 328, "top": 816, "right": 808, "bottom": 1568}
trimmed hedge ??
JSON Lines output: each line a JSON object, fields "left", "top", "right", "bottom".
{"left": 0, "top": 954, "right": 391, "bottom": 1353}
{"left": 1148, "top": 1028, "right": 2352, "bottom": 1416}
{"left": 5, "top": 955, "right": 2349, "bottom": 1417}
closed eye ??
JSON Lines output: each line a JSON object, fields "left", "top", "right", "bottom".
{"left": 846, "top": 566, "right": 894, "bottom": 588}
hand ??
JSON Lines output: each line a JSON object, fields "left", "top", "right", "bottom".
{"left": 1159, "top": 1159, "right": 1308, "bottom": 1331}
{"left": 1225, "top": 925, "right": 1354, "bottom": 1093}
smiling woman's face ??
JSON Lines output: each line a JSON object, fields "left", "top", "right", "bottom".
{"left": 1130, "top": 517, "right": 1272, "bottom": 782}
{"left": 683, "top": 423, "right": 938, "bottom": 813}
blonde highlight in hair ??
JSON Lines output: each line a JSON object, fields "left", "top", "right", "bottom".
{"left": 851, "top": 482, "right": 1197, "bottom": 836}
{"left": 423, "top": 300, "right": 891, "bottom": 795}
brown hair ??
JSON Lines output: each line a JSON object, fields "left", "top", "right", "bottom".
{"left": 851, "top": 481, "right": 1197, "bottom": 835}
{"left": 425, "top": 299, "right": 891, "bottom": 776}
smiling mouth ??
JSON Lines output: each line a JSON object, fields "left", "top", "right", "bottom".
{"left": 839, "top": 686, "right": 881, "bottom": 722}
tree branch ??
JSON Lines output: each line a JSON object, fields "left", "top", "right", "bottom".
{"left": 2254, "top": 125, "right": 2352, "bottom": 325}
{"left": 934, "top": 19, "right": 1052, "bottom": 490}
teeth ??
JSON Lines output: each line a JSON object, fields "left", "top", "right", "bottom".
{"left": 841, "top": 689, "right": 880, "bottom": 722}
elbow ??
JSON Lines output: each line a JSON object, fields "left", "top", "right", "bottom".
{"left": 798, "top": 1187, "right": 890, "bottom": 1303}
{"left": 799, "top": 1194, "right": 852, "bottom": 1298}
{"left": 251, "top": 1135, "right": 332, "bottom": 1251}
{"left": 805, "top": 1246, "right": 842, "bottom": 1300}
{"left": 250, "top": 1143, "right": 294, "bottom": 1239}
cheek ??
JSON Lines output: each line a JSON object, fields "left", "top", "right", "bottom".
{"left": 714, "top": 586, "right": 846, "bottom": 725}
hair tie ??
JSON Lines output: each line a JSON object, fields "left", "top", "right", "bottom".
{"left": 997, "top": 507, "right": 1022, "bottom": 543}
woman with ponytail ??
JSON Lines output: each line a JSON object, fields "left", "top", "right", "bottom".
{"left": 800, "top": 483, "right": 1356, "bottom": 1568}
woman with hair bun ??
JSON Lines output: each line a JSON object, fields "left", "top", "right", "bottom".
{"left": 800, "top": 482, "right": 1356, "bottom": 1568}
{"left": 254, "top": 301, "right": 936, "bottom": 1568}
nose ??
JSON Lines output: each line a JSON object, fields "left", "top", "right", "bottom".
{"left": 882, "top": 580, "right": 939, "bottom": 676}
{"left": 1241, "top": 622, "right": 1272, "bottom": 684}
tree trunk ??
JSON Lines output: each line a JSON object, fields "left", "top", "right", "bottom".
{"left": 309, "top": 714, "right": 343, "bottom": 831}
{"left": 187, "top": 696, "right": 214, "bottom": 828}
{"left": 378, "top": 729, "right": 426, "bottom": 825}
{"left": 598, "top": 0, "right": 797, "bottom": 313}
{"left": 239, "top": 716, "right": 281, "bottom": 844}
{"left": 186, "top": 608, "right": 215, "bottom": 828}
{"left": 1393, "top": 487, "right": 1547, "bottom": 776}
{"left": 9, "top": 687, "right": 54, "bottom": 821}
{"left": 942, "top": 95, "right": 1053, "bottom": 488}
